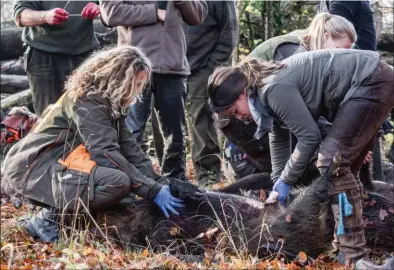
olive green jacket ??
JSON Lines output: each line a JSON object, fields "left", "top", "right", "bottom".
{"left": 3, "top": 93, "right": 162, "bottom": 207}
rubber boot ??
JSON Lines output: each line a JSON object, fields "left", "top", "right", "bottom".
{"left": 25, "top": 207, "right": 59, "bottom": 243}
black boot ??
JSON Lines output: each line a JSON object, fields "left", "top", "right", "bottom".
{"left": 25, "top": 207, "right": 59, "bottom": 243}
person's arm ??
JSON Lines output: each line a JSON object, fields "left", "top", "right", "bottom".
{"left": 13, "top": 1, "right": 68, "bottom": 27}
{"left": 118, "top": 117, "right": 161, "bottom": 181}
{"left": 207, "top": 1, "right": 238, "bottom": 69}
{"left": 175, "top": 0, "right": 207, "bottom": 26}
{"left": 264, "top": 83, "right": 322, "bottom": 184}
{"left": 73, "top": 96, "right": 162, "bottom": 200}
{"left": 99, "top": 0, "right": 158, "bottom": 27}
{"left": 269, "top": 124, "right": 291, "bottom": 182}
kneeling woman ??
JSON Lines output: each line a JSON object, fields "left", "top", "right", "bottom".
{"left": 208, "top": 50, "right": 393, "bottom": 264}
{"left": 3, "top": 46, "right": 201, "bottom": 242}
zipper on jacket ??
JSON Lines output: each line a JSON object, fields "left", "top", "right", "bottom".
{"left": 159, "top": 19, "right": 165, "bottom": 74}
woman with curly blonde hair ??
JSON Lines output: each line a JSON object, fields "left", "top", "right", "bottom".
{"left": 3, "top": 45, "right": 203, "bottom": 243}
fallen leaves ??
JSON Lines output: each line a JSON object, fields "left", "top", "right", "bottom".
{"left": 169, "top": 226, "right": 180, "bottom": 236}
{"left": 297, "top": 251, "right": 308, "bottom": 264}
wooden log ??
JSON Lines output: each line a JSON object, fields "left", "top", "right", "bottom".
{"left": 0, "top": 74, "right": 29, "bottom": 94}
{"left": 1, "top": 58, "right": 25, "bottom": 75}
{"left": 0, "top": 20, "right": 117, "bottom": 61}
{"left": 1, "top": 89, "right": 32, "bottom": 112}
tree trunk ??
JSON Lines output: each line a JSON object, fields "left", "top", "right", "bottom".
{"left": 0, "top": 20, "right": 118, "bottom": 61}
{"left": 1, "top": 89, "right": 32, "bottom": 112}
{"left": 1, "top": 59, "right": 25, "bottom": 75}
{"left": 0, "top": 74, "right": 29, "bottom": 94}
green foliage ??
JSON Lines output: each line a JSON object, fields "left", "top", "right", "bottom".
{"left": 237, "top": 0, "right": 319, "bottom": 58}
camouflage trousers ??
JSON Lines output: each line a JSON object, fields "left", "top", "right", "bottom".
{"left": 317, "top": 61, "right": 394, "bottom": 264}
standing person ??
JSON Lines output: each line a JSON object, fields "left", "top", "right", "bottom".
{"left": 13, "top": 1, "right": 101, "bottom": 116}
{"left": 100, "top": 0, "right": 207, "bottom": 181}
{"left": 220, "top": 13, "right": 356, "bottom": 179}
{"left": 183, "top": 0, "right": 238, "bottom": 185}
{"left": 319, "top": 0, "right": 387, "bottom": 181}
{"left": 207, "top": 49, "right": 394, "bottom": 265}
{"left": 319, "top": 0, "right": 377, "bottom": 51}
{"left": 2, "top": 46, "right": 204, "bottom": 243}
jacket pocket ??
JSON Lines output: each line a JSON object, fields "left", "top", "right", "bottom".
{"left": 51, "top": 164, "right": 92, "bottom": 211}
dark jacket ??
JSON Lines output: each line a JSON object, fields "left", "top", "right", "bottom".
{"left": 13, "top": 0, "right": 99, "bottom": 55}
{"left": 3, "top": 93, "right": 163, "bottom": 208}
{"left": 323, "top": 0, "right": 377, "bottom": 51}
{"left": 183, "top": 0, "right": 238, "bottom": 71}
{"left": 100, "top": 0, "right": 207, "bottom": 75}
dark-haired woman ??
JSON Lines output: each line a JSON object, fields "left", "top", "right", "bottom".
{"left": 208, "top": 49, "right": 394, "bottom": 265}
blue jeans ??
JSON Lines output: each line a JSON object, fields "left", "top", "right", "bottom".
{"left": 126, "top": 73, "right": 187, "bottom": 180}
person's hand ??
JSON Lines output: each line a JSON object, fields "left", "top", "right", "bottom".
{"left": 153, "top": 185, "right": 184, "bottom": 218}
{"left": 363, "top": 151, "right": 372, "bottom": 164}
{"left": 43, "top": 8, "right": 69, "bottom": 25}
{"left": 169, "top": 178, "right": 206, "bottom": 200}
{"left": 157, "top": 9, "right": 166, "bottom": 21}
{"left": 81, "top": 2, "right": 101, "bottom": 20}
{"left": 266, "top": 178, "right": 291, "bottom": 205}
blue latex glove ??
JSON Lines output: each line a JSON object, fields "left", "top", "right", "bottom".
{"left": 273, "top": 178, "right": 291, "bottom": 205}
{"left": 153, "top": 185, "right": 185, "bottom": 218}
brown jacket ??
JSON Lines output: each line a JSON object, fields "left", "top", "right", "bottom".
{"left": 100, "top": 1, "right": 208, "bottom": 75}
{"left": 2, "top": 93, "right": 163, "bottom": 209}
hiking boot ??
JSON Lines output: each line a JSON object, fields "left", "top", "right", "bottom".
{"left": 355, "top": 258, "right": 394, "bottom": 270}
{"left": 25, "top": 207, "right": 59, "bottom": 243}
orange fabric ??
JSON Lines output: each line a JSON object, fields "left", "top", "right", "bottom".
{"left": 58, "top": 144, "right": 96, "bottom": 174}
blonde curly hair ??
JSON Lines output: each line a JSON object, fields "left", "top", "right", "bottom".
{"left": 66, "top": 45, "right": 151, "bottom": 117}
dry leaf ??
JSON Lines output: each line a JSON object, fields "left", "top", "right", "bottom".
{"left": 379, "top": 208, "right": 388, "bottom": 221}
{"left": 297, "top": 251, "right": 308, "bottom": 264}
{"left": 82, "top": 247, "right": 93, "bottom": 256}
{"left": 286, "top": 215, "right": 292, "bottom": 223}
{"left": 23, "top": 264, "right": 33, "bottom": 270}
{"left": 141, "top": 248, "right": 149, "bottom": 257}
{"left": 86, "top": 257, "right": 98, "bottom": 267}
{"left": 231, "top": 257, "right": 246, "bottom": 269}
{"left": 169, "top": 226, "right": 180, "bottom": 236}
{"left": 40, "top": 244, "right": 48, "bottom": 253}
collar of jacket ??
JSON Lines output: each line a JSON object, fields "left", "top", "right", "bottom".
{"left": 248, "top": 94, "right": 274, "bottom": 140}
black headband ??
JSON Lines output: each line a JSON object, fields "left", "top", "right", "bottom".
{"left": 209, "top": 73, "right": 245, "bottom": 113}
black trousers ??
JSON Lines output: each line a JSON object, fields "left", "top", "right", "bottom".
{"left": 126, "top": 73, "right": 187, "bottom": 180}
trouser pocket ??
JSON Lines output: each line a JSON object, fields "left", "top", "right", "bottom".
{"left": 51, "top": 164, "right": 92, "bottom": 211}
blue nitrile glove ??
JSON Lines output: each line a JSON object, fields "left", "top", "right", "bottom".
{"left": 153, "top": 185, "right": 185, "bottom": 218}
{"left": 273, "top": 178, "right": 291, "bottom": 205}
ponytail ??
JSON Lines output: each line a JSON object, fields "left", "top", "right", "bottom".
{"left": 208, "top": 58, "right": 285, "bottom": 113}
{"left": 299, "top": 12, "right": 357, "bottom": 51}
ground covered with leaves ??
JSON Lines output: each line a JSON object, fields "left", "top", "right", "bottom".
{"left": 1, "top": 201, "right": 355, "bottom": 270}
{"left": 1, "top": 155, "right": 393, "bottom": 269}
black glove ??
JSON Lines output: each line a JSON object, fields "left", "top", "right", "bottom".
{"left": 168, "top": 178, "right": 206, "bottom": 200}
